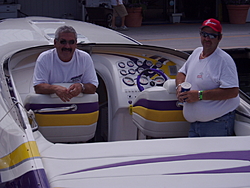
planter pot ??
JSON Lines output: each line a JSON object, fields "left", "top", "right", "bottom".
{"left": 125, "top": 7, "right": 143, "bottom": 27}
{"left": 170, "top": 13, "right": 182, "bottom": 23}
{"left": 227, "top": 4, "right": 250, "bottom": 24}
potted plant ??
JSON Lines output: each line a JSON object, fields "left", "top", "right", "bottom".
{"left": 125, "top": 0, "right": 148, "bottom": 9}
{"left": 224, "top": 0, "right": 250, "bottom": 24}
{"left": 124, "top": 0, "right": 148, "bottom": 27}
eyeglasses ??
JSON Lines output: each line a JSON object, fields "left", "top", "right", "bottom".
{"left": 59, "top": 39, "right": 76, "bottom": 45}
{"left": 200, "top": 31, "right": 219, "bottom": 39}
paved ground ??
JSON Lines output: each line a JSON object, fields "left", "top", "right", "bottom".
{"left": 119, "top": 23, "right": 250, "bottom": 51}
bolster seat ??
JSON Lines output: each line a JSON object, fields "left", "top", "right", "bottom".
{"left": 24, "top": 83, "right": 99, "bottom": 143}
{"left": 132, "top": 79, "right": 189, "bottom": 138}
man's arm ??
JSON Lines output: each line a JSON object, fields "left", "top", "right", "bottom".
{"left": 68, "top": 83, "right": 96, "bottom": 95}
{"left": 175, "top": 72, "right": 186, "bottom": 87}
{"left": 178, "top": 87, "right": 239, "bottom": 103}
{"left": 201, "top": 87, "right": 239, "bottom": 100}
{"left": 34, "top": 83, "right": 72, "bottom": 102}
{"left": 175, "top": 72, "right": 239, "bottom": 102}
{"left": 82, "top": 83, "right": 97, "bottom": 94}
{"left": 34, "top": 82, "right": 97, "bottom": 102}
{"left": 34, "top": 83, "right": 62, "bottom": 94}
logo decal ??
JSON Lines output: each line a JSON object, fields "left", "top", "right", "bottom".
{"left": 197, "top": 72, "right": 203, "bottom": 79}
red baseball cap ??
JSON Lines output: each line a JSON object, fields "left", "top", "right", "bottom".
{"left": 201, "top": 18, "right": 222, "bottom": 33}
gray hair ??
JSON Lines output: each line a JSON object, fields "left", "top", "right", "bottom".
{"left": 54, "top": 25, "right": 77, "bottom": 40}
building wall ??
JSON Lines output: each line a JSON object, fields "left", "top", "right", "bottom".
{"left": 14, "top": 0, "right": 223, "bottom": 23}
{"left": 18, "top": 0, "right": 82, "bottom": 20}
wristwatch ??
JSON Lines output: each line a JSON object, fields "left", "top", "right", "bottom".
{"left": 80, "top": 83, "right": 85, "bottom": 92}
{"left": 176, "top": 84, "right": 181, "bottom": 90}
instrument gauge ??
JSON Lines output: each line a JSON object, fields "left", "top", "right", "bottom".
{"left": 127, "top": 61, "right": 134, "bottom": 67}
{"left": 122, "top": 77, "right": 135, "bottom": 86}
{"left": 148, "top": 70, "right": 154, "bottom": 74}
{"left": 154, "top": 76, "right": 165, "bottom": 85}
{"left": 120, "top": 70, "right": 127, "bottom": 76}
{"left": 128, "top": 69, "right": 136, "bottom": 75}
{"left": 137, "top": 67, "right": 144, "bottom": 73}
{"left": 118, "top": 62, "right": 126, "bottom": 68}
{"left": 146, "top": 60, "right": 153, "bottom": 67}
{"left": 139, "top": 76, "right": 149, "bottom": 85}
{"left": 136, "top": 60, "right": 143, "bottom": 66}
{"left": 156, "top": 61, "right": 163, "bottom": 68}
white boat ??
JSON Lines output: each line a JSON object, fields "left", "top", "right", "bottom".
{"left": 1, "top": 16, "right": 250, "bottom": 188}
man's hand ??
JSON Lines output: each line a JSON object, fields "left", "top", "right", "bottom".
{"left": 177, "top": 90, "right": 200, "bottom": 103}
{"left": 34, "top": 82, "right": 96, "bottom": 102}
{"left": 35, "top": 83, "right": 72, "bottom": 102}
{"left": 54, "top": 85, "right": 74, "bottom": 102}
{"left": 68, "top": 83, "right": 83, "bottom": 98}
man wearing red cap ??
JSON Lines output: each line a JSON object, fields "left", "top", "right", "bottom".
{"left": 175, "top": 18, "right": 240, "bottom": 137}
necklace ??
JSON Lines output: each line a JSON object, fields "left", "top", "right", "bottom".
{"left": 200, "top": 52, "right": 206, "bottom": 59}
{"left": 200, "top": 49, "right": 215, "bottom": 59}
{"left": 200, "top": 51, "right": 212, "bottom": 59}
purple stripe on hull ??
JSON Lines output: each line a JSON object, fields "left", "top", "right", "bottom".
{"left": 25, "top": 102, "right": 99, "bottom": 115}
{"left": 0, "top": 169, "right": 50, "bottom": 188}
{"left": 168, "top": 165, "right": 250, "bottom": 175}
{"left": 133, "top": 99, "right": 182, "bottom": 111}
{"left": 62, "top": 150, "right": 250, "bottom": 176}
{"left": 118, "top": 34, "right": 141, "bottom": 45}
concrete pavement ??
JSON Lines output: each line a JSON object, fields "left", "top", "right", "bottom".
{"left": 119, "top": 23, "right": 250, "bottom": 51}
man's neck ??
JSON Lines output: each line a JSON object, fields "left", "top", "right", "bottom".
{"left": 200, "top": 48, "right": 216, "bottom": 59}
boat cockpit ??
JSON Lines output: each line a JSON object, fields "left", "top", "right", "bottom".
{"left": 4, "top": 44, "right": 250, "bottom": 144}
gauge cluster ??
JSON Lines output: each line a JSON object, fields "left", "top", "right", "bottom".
{"left": 117, "top": 56, "right": 177, "bottom": 89}
{"left": 113, "top": 54, "right": 178, "bottom": 105}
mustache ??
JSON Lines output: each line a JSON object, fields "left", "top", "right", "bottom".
{"left": 62, "top": 48, "right": 72, "bottom": 52}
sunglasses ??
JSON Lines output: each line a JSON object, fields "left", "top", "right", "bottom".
{"left": 59, "top": 39, "right": 76, "bottom": 45}
{"left": 200, "top": 31, "right": 219, "bottom": 39}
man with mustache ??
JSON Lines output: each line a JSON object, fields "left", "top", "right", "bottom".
{"left": 33, "top": 26, "right": 98, "bottom": 102}
{"left": 175, "top": 18, "right": 240, "bottom": 137}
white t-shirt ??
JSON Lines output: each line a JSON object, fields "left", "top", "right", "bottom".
{"left": 111, "top": 0, "right": 123, "bottom": 6}
{"left": 33, "top": 48, "right": 98, "bottom": 87}
{"left": 179, "top": 47, "right": 240, "bottom": 122}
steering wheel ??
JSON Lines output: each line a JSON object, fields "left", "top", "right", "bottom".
{"left": 136, "top": 68, "right": 168, "bottom": 91}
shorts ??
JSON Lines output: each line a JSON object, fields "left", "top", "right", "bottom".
{"left": 113, "top": 4, "right": 128, "bottom": 17}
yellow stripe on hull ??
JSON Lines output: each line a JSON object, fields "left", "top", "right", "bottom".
{"left": 35, "top": 111, "right": 99, "bottom": 126}
{"left": 0, "top": 141, "right": 40, "bottom": 170}
{"left": 133, "top": 106, "right": 186, "bottom": 122}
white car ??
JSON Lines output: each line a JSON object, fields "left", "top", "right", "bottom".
{"left": 0, "top": 17, "right": 250, "bottom": 188}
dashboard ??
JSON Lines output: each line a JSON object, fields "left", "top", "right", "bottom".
{"left": 114, "top": 54, "right": 178, "bottom": 105}
{"left": 93, "top": 51, "right": 182, "bottom": 106}
{"left": 116, "top": 55, "right": 178, "bottom": 89}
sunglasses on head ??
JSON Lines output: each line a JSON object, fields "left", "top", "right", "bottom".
{"left": 200, "top": 31, "right": 219, "bottom": 39}
{"left": 59, "top": 39, "right": 76, "bottom": 45}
